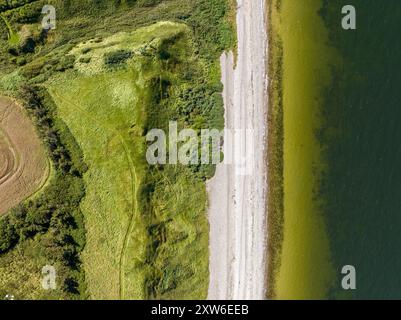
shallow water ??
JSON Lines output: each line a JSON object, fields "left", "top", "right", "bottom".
{"left": 275, "top": 0, "right": 401, "bottom": 299}
{"left": 274, "top": 0, "right": 336, "bottom": 299}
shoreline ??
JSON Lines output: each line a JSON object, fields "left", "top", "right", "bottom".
{"left": 266, "top": 0, "right": 284, "bottom": 299}
{"left": 207, "top": 0, "right": 269, "bottom": 300}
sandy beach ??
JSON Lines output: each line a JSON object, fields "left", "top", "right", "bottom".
{"left": 207, "top": 0, "right": 269, "bottom": 300}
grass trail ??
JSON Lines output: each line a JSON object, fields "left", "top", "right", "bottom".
{"left": 50, "top": 88, "right": 139, "bottom": 299}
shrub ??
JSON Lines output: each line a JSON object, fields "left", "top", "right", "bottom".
{"left": 104, "top": 49, "right": 133, "bottom": 66}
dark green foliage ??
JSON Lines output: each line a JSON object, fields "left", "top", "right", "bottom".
{"left": 78, "top": 56, "right": 91, "bottom": 64}
{"left": 104, "top": 49, "right": 133, "bottom": 67}
{"left": 81, "top": 47, "right": 91, "bottom": 54}
{"left": 177, "top": 83, "right": 224, "bottom": 128}
{"left": 135, "top": 29, "right": 228, "bottom": 298}
{"left": 55, "top": 54, "right": 75, "bottom": 71}
{"left": 187, "top": 0, "right": 235, "bottom": 60}
{"left": 0, "top": 216, "right": 18, "bottom": 252}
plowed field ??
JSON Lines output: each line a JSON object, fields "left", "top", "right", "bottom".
{"left": 0, "top": 97, "right": 49, "bottom": 215}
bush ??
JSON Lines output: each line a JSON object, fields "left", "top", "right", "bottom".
{"left": 104, "top": 49, "right": 133, "bottom": 66}
{"left": 79, "top": 56, "right": 91, "bottom": 64}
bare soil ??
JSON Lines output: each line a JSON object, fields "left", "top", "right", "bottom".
{"left": 0, "top": 96, "right": 49, "bottom": 215}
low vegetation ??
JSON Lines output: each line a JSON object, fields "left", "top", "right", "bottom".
{"left": 0, "top": 0, "right": 235, "bottom": 299}
{"left": 267, "top": 0, "right": 284, "bottom": 299}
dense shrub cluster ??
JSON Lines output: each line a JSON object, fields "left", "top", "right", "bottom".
{"left": 187, "top": 0, "right": 235, "bottom": 60}
{"left": 104, "top": 49, "right": 133, "bottom": 67}
{"left": 135, "top": 28, "right": 229, "bottom": 298}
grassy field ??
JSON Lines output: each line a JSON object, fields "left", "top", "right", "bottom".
{"left": 48, "top": 22, "right": 212, "bottom": 299}
{"left": 0, "top": 0, "right": 235, "bottom": 299}
{"left": 49, "top": 69, "right": 145, "bottom": 299}
{"left": 47, "top": 19, "right": 225, "bottom": 299}
{"left": 269, "top": 0, "right": 337, "bottom": 299}
{"left": 0, "top": 242, "right": 53, "bottom": 299}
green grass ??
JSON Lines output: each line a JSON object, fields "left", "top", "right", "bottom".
{"left": 50, "top": 70, "right": 146, "bottom": 298}
{"left": 0, "top": 242, "right": 54, "bottom": 300}
{"left": 0, "top": 0, "right": 235, "bottom": 300}
{"left": 48, "top": 22, "right": 210, "bottom": 299}
{"left": 0, "top": 14, "right": 19, "bottom": 45}
{"left": 0, "top": 0, "right": 235, "bottom": 74}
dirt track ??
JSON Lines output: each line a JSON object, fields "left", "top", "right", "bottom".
{"left": 207, "top": 0, "right": 268, "bottom": 300}
{"left": 0, "top": 97, "right": 49, "bottom": 215}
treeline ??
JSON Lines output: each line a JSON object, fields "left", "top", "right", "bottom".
{"left": 0, "top": 86, "right": 87, "bottom": 297}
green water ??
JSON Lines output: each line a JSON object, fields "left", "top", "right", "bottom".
{"left": 274, "top": 0, "right": 336, "bottom": 299}
{"left": 318, "top": 0, "right": 401, "bottom": 299}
